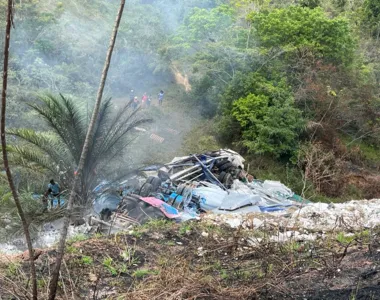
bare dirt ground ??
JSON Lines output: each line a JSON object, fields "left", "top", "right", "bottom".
{"left": 1, "top": 219, "right": 380, "bottom": 299}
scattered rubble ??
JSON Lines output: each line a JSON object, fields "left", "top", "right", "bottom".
{"left": 88, "top": 148, "right": 380, "bottom": 237}
{"left": 206, "top": 198, "right": 380, "bottom": 233}
{"left": 91, "top": 149, "right": 306, "bottom": 232}
{"left": 0, "top": 218, "right": 91, "bottom": 254}
{"left": 3, "top": 149, "right": 380, "bottom": 254}
{"left": 285, "top": 199, "right": 380, "bottom": 231}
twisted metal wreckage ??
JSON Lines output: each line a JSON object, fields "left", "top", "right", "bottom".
{"left": 89, "top": 149, "right": 306, "bottom": 232}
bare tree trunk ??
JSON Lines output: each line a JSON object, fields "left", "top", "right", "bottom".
{"left": 48, "top": 1, "right": 126, "bottom": 299}
{"left": 1, "top": 1, "right": 38, "bottom": 299}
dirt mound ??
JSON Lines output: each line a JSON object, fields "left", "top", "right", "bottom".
{"left": 343, "top": 173, "right": 380, "bottom": 199}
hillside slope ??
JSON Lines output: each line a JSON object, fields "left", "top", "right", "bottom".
{"left": 1, "top": 219, "right": 380, "bottom": 299}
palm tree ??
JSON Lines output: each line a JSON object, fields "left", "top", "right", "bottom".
{"left": 49, "top": 2, "right": 127, "bottom": 298}
{"left": 7, "top": 94, "right": 150, "bottom": 204}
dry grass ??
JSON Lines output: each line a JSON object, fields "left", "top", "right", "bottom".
{"left": 1, "top": 220, "right": 380, "bottom": 299}
{"left": 119, "top": 258, "right": 257, "bottom": 300}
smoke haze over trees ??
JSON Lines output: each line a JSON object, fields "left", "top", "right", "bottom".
{"left": 0, "top": 0, "right": 380, "bottom": 213}
{"left": 2, "top": 1, "right": 380, "bottom": 299}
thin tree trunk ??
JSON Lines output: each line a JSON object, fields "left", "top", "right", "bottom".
{"left": 48, "top": 1, "right": 126, "bottom": 299}
{"left": 1, "top": 1, "right": 38, "bottom": 299}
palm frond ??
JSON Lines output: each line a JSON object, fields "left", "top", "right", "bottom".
{"left": 6, "top": 128, "right": 71, "bottom": 164}
{"left": 101, "top": 117, "right": 153, "bottom": 158}
{"left": 94, "top": 97, "right": 114, "bottom": 135}
{"left": 80, "top": 98, "right": 115, "bottom": 180}
{"left": 7, "top": 145, "right": 57, "bottom": 174}
{"left": 28, "top": 94, "right": 86, "bottom": 163}
{"left": 85, "top": 98, "right": 113, "bottom": 165}
{"left": 10, "top": 93, "right": 151, "bottom": 202}
{"left": 101, "top": 99, "right": 134, "bottom": 135}
{"left": 85, "top": 101, "right": 136, "bottom": 171}
{"left": 100, "top": 101, "right": 139, "bottom": 145}
{"left": 59, "top": 93, "right": 87, "bottom": 158}
{"left": 92, "top": 104, "right": 152, "bottom": 164}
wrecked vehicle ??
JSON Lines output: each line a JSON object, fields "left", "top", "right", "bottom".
{"left": 91, "top": 149, "right": 305, "bottom": 230}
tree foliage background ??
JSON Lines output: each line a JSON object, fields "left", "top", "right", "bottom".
{"left": 1, "top": 0, "right": 380, "bottom": 203}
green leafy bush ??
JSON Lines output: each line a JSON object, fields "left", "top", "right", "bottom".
{"left": 221, "top": 73, "right": 304, "bottom": 157}
{"left": 232, "top": 93, "right": 304, "bottom": 157}
{"left": 364, "top": 0, "right": 380, "bottom": 36}
{"left": 249, "top": 6, "right": 355, "bottom": 65}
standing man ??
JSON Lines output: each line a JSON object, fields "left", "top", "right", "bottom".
{"left": 132, "top": 96, "right": 139, "bottom": 110}
{"left": 129, "top": 90, "right": 135, "bottom": 102}
{"left": 158, "top": 90, "right": 164, "bottom": 106}
{"left": 47, "top": 179, "right": 61, "bottom": 208}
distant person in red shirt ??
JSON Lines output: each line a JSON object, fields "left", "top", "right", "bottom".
{"left": 141, "top": 93, "right": 148, "bottom": 108}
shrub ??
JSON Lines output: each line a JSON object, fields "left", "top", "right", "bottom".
{"left": 249, "top": 6, "right": 356, "bottom": 66}
{"left": 223, "top": 73, "right": 304, "bottom": 157}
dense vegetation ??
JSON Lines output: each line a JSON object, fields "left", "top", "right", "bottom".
{"left": 1, "top": 0, "right": 380, "bottom": 206}
{"left": 176, "top": 0, "right": 380, "bottom": 201}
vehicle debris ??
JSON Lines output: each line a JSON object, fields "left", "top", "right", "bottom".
{"left": 92, "top": 149, "right": 306, "bottom": 232}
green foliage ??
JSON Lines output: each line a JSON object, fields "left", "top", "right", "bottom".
{"left": 37, "top": 279, "right": 46, "bottom": 289}
{"left": 222, "top": 73, "right": 304, "bottom": 156}
{"left": 103, "top": 252, "right": 134, "bottom": 276}
{"left": 220, "top": 269, "right": 229, "bottom": 280}
{"left": 364, "top": 0, "right": 380, "bottom": 24}
{"left": 233, "top": 95, "right": 304, "bottom": 156}
{"left": 341, "top": 135, "right": 380, "bottom": 165}
{"left": 249, "top": 6, "right": 356, "bottom": 65}
{"left": 179, "top": 222, "right": 194, "bottom": 236}
{"left": 94, "top": 232, "right": 104, "bottom": 239}
{"left": 0, "top": 188, "right": 50, "bottom": 239}
{"left": 364, "top": 0, "right": 380, "bottom": 36}
{"left": 300, "top": 0, "right": 321, "bottom": 9}
{"left": 103, "top": 256, "right": 118, "bottom": 276}
{"left": 142, "top": 219, "right": 174, "bottom": 231}
{"left": 120, "top": 246, "right": 140, "bottom": 267}
{"left": 181, "top": 5, "right": 234, "bottom": 43}
{"left": 7, "top": 94, "right": 150, "bottom": 203}
{"left": 66, "top": 245, "right": 79, "bottom": 254}
{"left": 187, "top": 75, "right": 221, "bottom": 117}
{"left": 1, "top": 0, "right": 380, "bottom": 204}
{"left": 80, "top": 256, "right": 93, "bottom": 265}
{"left": 171, "top": 3, "right": 256, "bottom": 109}
{"left": 336, "top": 232, "right": 354, "bottom": 245}
{"left": 355, "top": 229, "right": 370, "bottom": 243}
{"left": 130, "top": 230, "right": 143, "bottom": 239}
{"left": 181, "top": 121, "right": 221, "bottom": 154}
{"left": 249, "top": 157, "right": 303, "bottom": 191}
{"left": 6, "top": 262, "right": 21, "bottom": 278}
{"left": 67, "top": 233, "right": 88, "bottom": 244}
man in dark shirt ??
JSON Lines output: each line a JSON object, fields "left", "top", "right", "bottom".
{"left": 46, "top": 179, "right": 61, "bottom": 208}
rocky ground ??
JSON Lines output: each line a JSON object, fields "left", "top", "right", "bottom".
{"left": 1, "top": 216, "right": 380, "bottom": 299}
{"left": 206, "top": 199, "right": 380, "bottom": 232}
